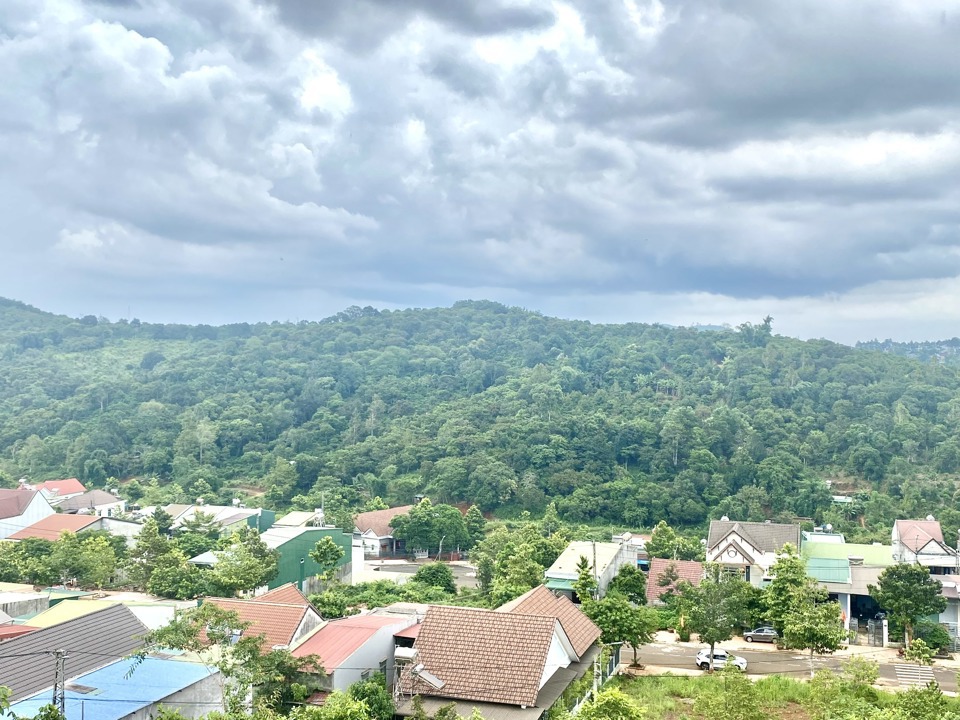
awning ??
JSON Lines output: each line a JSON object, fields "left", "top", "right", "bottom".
{"left": 545, "top": 578, "right": 576, "bottom": 591}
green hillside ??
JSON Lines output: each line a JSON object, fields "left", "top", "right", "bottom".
{"left": 1, "top": 299, "right": 959, "bottom": 539}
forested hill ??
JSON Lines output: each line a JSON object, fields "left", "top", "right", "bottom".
{"left": 2, "top": 297, "right": 960, "bottom": 539}
{"left": 857, "top": 337, "right": 960, "bottom": 365}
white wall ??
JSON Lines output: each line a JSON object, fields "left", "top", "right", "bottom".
{"left": 0, "top": 494, "right": 55, "bottom": 540}
{"left": 330, "top": 619, "right": 416, "bottom": 692}
{"left": 538, "top": 630, "right": 574, "bottom": 690}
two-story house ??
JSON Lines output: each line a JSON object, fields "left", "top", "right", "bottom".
{"left": 706, "top": 518, "right": 801, "bottom": 586}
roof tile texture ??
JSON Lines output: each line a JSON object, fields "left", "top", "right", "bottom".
{"left": 253, "top": 583, "right": 311, "bottom": 606}
{"left": 895, "top": 519, "right": 946, "bottom": 552}
{"left": 205, "top": 598, "right": 308, "bottom": 650}
{"left": 8, "top": 513, "right": 100, "bottom": 540}
{"left": 707, "top": 520, "right": 800, "bottom": 554}
{"left": 646, "top": 558, "right": 703, "bottom": 606}
{"left": 354, "top": 505, "right": 412, "bottom": 537}
{"left": 496, "top": 585, "right": 600, "bottom": 659}
{"left": 404, "top": 605, "right": 556, "bottom": 707}
{"left": 0, "top": 489, "right": 39, "bottom": 520}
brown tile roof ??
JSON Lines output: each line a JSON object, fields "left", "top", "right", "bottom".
{"left": 707, "top": 520, "right": 800, "bottom": 554}
{"left": 496, "top": 585, "right": 600, "bottom": 660}
{"left": 403, "top": 605, "right": 558, "bottom": 707}
{"left": 36, "top": 478, "right": 86, "bottom": 496}
{"left": 7, "top": 514, "right": 101, "bottom": 541}
{"left": 253, "top": 583, "right": 310, "bottom": 607}
{"left": 0, "top": 489, "right": 39, "bottom": 520}
{"left": 205, "top": 597, "right": 310, "bottom": 650}
{"left": 58, "top": 489, "right": 121, "bottom": 513}
{"left": 646, "top": 558, "right": 703, "bottom": 606}
{"left": 895, "top": 519, "right": 947, "bottom": 553}
{"left": 354, "top": 505, "right": 413, "bottom": 537}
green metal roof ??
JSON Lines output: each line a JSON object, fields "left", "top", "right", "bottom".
{"left": 806, "top": 558, "right": 851, "bottom": 584}
{"left": 545, "top": 578, "right": 576, "bottom": 591}
{"left": 801, "top": 541, "right": 894, "bottom": 566}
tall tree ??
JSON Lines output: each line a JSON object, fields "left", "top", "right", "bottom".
{"left": 765, "top": 543, "right": 824, "bottom": 634}
{"left": 309, "top": 536, "right": 345, "bottom": 583}
{"left": 869, "top": 563, "right": 947, "bottom": 645}
{"left": 782, "top": 599, "right": 846, "bottom": 676}
{"left": 680, "top": 564, "right": 751, "bottom": 670}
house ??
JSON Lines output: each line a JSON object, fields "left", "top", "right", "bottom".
{"left": 162, "top": 503, "right": 277, "bottom": 535}
{"left": 706, "top": 519, "right": 801, "bottom": 586}
{"left": 612, "top": 532, "right": 650, "bottom": 570}
{"left": 9, "top": 656, "right": 220, "bottom": 720}
{"left": 645, "top": 558, "right": 704, "bottom": 606}
{"left": 543, "top": 540, "right": 634, "bottom": 600}
{"left": 802, "top": 541, "right": 894, "bottom": 631}
{"left": 892, "top": 518, "right": 958, "bottom": 573}
{"left": 0, "top": 488, "right": 55, "bottom": 540}
{"left": 354, "top": 505, "right": 413, "bottom": 557}
{"left": 7, "top": 513, "right": 142, "bottom": 544}
{"left": 190, "top": 526, "right": 361, "bottom": 593}
{"left": 0, "top": 603, "right": 148, "bottom": 701}
{"left": 205, "top": 587, "right": 323, "bottom": 651}
{"left": 292, "top": 614, "right": 417, "bottom": 691}
{"left": 58, "top": 489, "right": 126, "bottom": 516}
{"left": 32, "top": 478, "right": 87, "bottom": 503}
{"left": 275, "top": 510, "right": 324, "bottom": 528}
{"left": 395, "top": 595, "right": 605, "bottom": 720}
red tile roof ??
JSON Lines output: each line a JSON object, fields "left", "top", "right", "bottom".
{"left": 7, "top": 514, "right": 101, "bottom": 541}
{"left": 646, "top": 558, "right": 703, "bottom": 606}
{"left": 402, "top": 605, "right": 558, "bottom": 707}
{"left": 205, "top": 598, "right": 310, "bottom": 650}
{"left": 895, "top": 519, "right": 946, "bottom": 553}
{"left": 36, "top": 479, "right": 86, "bottom": 496}
{"left": 0, "top": 489, "right": 40, "bottom": 520}
{"left": 496, "top": 585, "right": 600, "bottom": 660}
{"left": 293, "top": 615, "right": 407, "bottom": 670}
{"left": 253, "top": 583, "right": 310, "bottom": 607}
{"left": 354, "top": 505, "right": 413, "bottom": 537}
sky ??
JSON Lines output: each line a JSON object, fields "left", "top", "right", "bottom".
{"left": 3, "top": 0, "right": 960, "bottom": 344}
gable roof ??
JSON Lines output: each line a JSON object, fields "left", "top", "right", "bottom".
{"left": 204, "top": 597, "right": 312, "bottom": 650}
{"left": 7, "top": 513, "right": 101, "bottom": 540}
{"left": 707, "top": 520, "right": 800, "bottom": 554}
{"left": 895, "top": 519, "right": 948, "bottom": 553}
{"left": 0, "top": 604, "right": 149, "bottom": 701}
{"left": 354, "top": 505, "right": 413, "bottom": 537}
{"left": 545, "top": 541, "right": 624, "bottom": 577}
{"left": 275, "top": 511, "right": 319, "bottom": 527}
{"left": 59, "top": 489, "right": 122, "bottom": 513}
{"left": 496, "top": 585, "right": 600, "bottom": 660}
{"left": 35, "top": 478, "right": 86, "bottom": 496}
{"left": 0, "top": 489, "right": 41, "bottom": 520}
{"left": 403, "top": 605, "right": 560, "bottom": 707}
{"left": 646, "top": 558, "right": 703, "bottom": 606}
{"left": 253, "top": 583, "right": 311, "bottom": 606}
{"left": 292, "top": 614, "right": 408, "bottom": 669}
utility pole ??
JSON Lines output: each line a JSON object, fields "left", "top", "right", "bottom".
{"left": 592, "top": 541, "right": 599, "bottom": 600}
{"left": 52, "top": 649, "right": 67, "bottom": 717}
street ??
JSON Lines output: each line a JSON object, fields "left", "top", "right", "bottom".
{"left": 635, "top": 641, "right": 958, "bottom": 692}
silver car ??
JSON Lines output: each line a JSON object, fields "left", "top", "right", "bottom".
{"left": 743, "top": 626, "right": 779, "bottom": 643}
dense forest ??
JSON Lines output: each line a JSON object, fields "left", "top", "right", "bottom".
{"left": 857, "top": 337, "right": 960, "bottom": 365}
{"left": 3, "top": 296, "right": 960, "bottom": 540}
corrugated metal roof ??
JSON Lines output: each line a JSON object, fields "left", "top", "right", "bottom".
{"left": 26, "top": 600, "right": 118, "bottom": 628}
{"left": 545, "top": 541, "right": 623, "bottom": 577}
{"left": 9, "top": 656, "right": 215, "bottom": 720}
{"left": 8, "top": 514, "right": 101, "bottom": 541}
{"left": 0, "top": 604, "right": 149, "bottom": 701}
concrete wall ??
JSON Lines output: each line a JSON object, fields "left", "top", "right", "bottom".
{"left": 0, "top": 592, "right": 49, "bottom": 618}
{"left": 331, "top": 620, "right": 415, "bottom": 692}
{"left": 122, "top": 671, "right": 223, "bottom": 720}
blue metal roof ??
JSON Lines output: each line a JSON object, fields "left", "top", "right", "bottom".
{"left": 9, "top": 657, "right": 216, "bottom": 720}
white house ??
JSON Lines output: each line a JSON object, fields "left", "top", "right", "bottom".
{"left": 544, "top": 540, "right": 634, "bottom": 600}
{"left": 292, "top": 614, "right": 417, "bottom": 691}
{"left": 0, "top": 489, "right": 55, "bottom": 540}
{"left": 31, "top": 478, "right": 86, "bottom": 504}
{"left": 892, "top": 518, "right": 958, "bottom": 574}
{"left": 706, "top": 519, "right": 801, "bottom": 586}
{"left": 354, "top": 505, "right": 412, "bottom": 557}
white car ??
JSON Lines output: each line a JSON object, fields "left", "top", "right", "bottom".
{"left": 695, "top": 648, "right": 747, "bottom": 671}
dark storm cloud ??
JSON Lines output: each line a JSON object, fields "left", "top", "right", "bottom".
{"left": 4, "top": 0, "right": 960, "bottom": 342}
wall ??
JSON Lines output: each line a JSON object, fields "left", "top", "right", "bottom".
{"left": 331, "top": 620, "right": 415, "bottom": 692}
{"left": 273, "top": 528, "right": 353, "bottom": 590}
{"left": 122, "top": 672, "right": 223, "bottom": 720}
{"left": 0, "top": 592, "right": 49, "bottom": 617}
{"left": 0, "top": 494, "right": 55, "bottom": 540}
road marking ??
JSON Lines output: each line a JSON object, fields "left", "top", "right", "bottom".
{"left": 894, "top": 664, "right": 935, "bottom": 688}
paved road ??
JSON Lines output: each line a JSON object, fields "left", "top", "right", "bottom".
{"left": 636, "top": 642, "right": 957, "bottom": 692}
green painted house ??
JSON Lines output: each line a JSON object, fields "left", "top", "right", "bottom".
{"left": 259, "top": 526, "right": 356, "bottom": 592}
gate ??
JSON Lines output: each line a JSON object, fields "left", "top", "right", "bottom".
{"left": 866, "top": 619, "right": 884, "bottom": 647}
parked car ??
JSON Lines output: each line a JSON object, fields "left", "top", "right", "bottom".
{"left": 695, "top": 648, "right": 748, "bottom": 671}
{"left": 744, "top": 626, "right": 779, "bottom": 643}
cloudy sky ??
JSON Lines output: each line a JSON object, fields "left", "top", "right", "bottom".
{"left": 3, "top": 0, "right": 960, "bottom": 343}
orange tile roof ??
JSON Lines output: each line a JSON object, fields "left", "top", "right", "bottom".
{"left": 646, "top": 558, "right": 703, "bottom": 605}
{"left": 402, "top": 605, "right": 557, "bottom": 707}
{"left": 36, "top": 479, "right": 86, "bottom": 496}
{"left": 205, "top": 598, "right": 309, "bottom": 650}
{"left": 293, "top": 615, "right": 408, "bottom": 669}
{"left": 496, "top": 585, "right": 600, "bottom": 659}
{"left": 354, "top": 505, "right": 413, "bottom": 537}
{"left": 895, "top": 519, "right": 946, "bottom": 552}
{"left": 8, "top": 514, "right": 100, "bottom": 541}
{"left": 253, "top": 583, "right": 310, "bottom": 607}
